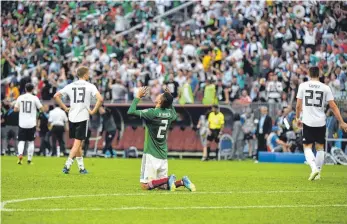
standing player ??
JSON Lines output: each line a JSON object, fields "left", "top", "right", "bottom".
{"left": 54, "top": 67, "right": 103, "bottom": 174}
{"left": 127, "top": 87, "right": 196, "bottom": 192}
{"left": 14, "top": 83, "right": 43, "bottom": 165}
{"left": 296, "top": 66, "right": 347, "bottom": 181}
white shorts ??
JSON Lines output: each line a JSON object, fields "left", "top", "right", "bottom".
{"left": 140, "top": 153, "right": 168, "bottom": 183}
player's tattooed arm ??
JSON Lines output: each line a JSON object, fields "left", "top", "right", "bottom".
{"left": 127, "top": 87, "right": 147, "bottom": 117}
{"left": 89, "top": 91, "right": 103, "bottom": 115}
{"left": 164, "top": 86, "right": 178, "bottom": 121}
{"left": 53, "top": 92, "right": 70, "bottom": 113}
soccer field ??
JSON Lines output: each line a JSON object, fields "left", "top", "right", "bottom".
{"left": 1, "top": 157, "right": 347, "bottom": 224}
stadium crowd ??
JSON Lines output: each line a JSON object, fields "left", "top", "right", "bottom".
{"left": 2, "top": 1, "right": 347, "bottom": 105}
{"left": 1, "top": 1, "right": 347, "bottom": 157}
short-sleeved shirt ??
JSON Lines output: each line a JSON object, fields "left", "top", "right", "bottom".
{"left": 296, "top": 80, "right": 334, "bottom": 127}
{"left": 208, "top": 112, "right": 225, "bottom": 130}
{"left": 59, "top": 80, "right": 99, "bottom": 123}
{"left": 15, "top": 93, "right": 42, "bottom": 128}
{"left": 48, "top": 107, "right": 68, "bottom": 126}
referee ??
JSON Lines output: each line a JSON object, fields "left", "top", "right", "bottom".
{"left": 204, "top": 105, "right": 224, "bottom": 161}
{"left": 48, "top": 105, "right": 68, "bottom": 156}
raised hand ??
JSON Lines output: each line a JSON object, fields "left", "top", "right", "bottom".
{"left": 136, "top": 86, "right": 148, "bottom": 99}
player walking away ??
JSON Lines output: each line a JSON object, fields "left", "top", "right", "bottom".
{"left": 204, "top": 105, "right": 225, "bottom": 161}
{"left": 296, "top": 66, "right": 347, "bottom": 181}
{"left": 54, "top": 67, "right": 103, "bottom": 174}
{"left": 127, "top": 87, "right": 196, "bottom": 192}
{"left": 14, "top": 83, "right": 43, "bottom": 165}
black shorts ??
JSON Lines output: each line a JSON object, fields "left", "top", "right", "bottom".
{"left": 302, "top": 124, "right": 326, "bottom": 144}
{"left": 69, "top": 120, "right": 88, "bottom": 140}
{"left": 244, "top": 133, "right": 253, "bottom": 140}
{"left": 18, "top": 127, "right": 36, "bottom": 141}
{"left": 207, "top": 129, "right": 221, "bottom": 143}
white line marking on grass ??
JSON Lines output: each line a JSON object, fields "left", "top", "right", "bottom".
{"left": 0, "top": 190, "right": 337, "bottom": 212}
{"left": 2, "top": 204, "right": 347, "bottom": 212}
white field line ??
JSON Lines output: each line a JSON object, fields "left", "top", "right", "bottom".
{"left": 0, "top": 190, "right": 343, "bottom": 212}
{"left": 2, "top": 204, "right": 347, "bottom": 212}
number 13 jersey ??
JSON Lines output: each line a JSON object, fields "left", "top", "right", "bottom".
{"left": 296, "top": 80, "right": 334, "bottom": 127}
{"left": 59, "top": 80, "right": 99, "bottom": 123}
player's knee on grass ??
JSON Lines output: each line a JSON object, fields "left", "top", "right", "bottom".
{"left": 140, "top": 183, "right": 150, "bottom": 190}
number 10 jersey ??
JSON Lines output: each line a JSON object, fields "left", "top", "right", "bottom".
{"left": 296, "top": 80, "right": 334, "bottom": 127}
{"left": 59, "top": 80, "right": 99, "bottom": 123}
{"left": 15, "top": 93, "right": 43, "bottom": 128}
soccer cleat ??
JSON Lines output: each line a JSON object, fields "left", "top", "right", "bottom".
{"left": 201, "top": 157, "right": 209, "bottom": 162}
{"left": 17, "top": 155, "right": 23, "bottom": 165}
{"left": 168, "top": 174, "right": 176, "bottom": 192}
{"left": 314, "top": 173, "right": 321, "bottom": 180}
{"left": 182, "top": 176, "right": 196, "bottom": 192}
{"left": 79, "top": 169, "right": 88, "bottom": 174}
{"left": 27, "top": 160, "right": 33, "bottom": 165}
{"left": 308, "top": 170, "right": 320, "bottom": 181}
{"left": 62, "top": 166, "right": 70, "bottom": 174}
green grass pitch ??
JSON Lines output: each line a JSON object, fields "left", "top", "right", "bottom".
{"left": 1, "top": 156, "right": 347, "bottom": 224}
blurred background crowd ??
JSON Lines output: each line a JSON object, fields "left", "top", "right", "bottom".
{"left": 2, "top": 0, "right": 347, "bottom": 106}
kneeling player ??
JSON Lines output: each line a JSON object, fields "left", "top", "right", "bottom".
{"left": 127, "top": 87, "right": 196, "bottom": 191}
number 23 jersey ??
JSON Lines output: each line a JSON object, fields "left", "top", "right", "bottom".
{"left": 59, "top": 80, "right": 99, "bottom": 123}
{"left": 296, "top": 80, "right": 334, "bottom": 127}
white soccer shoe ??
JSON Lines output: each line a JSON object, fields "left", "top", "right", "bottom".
{"left": 314, "top": 173, "right": 321, "bottom": 180}
{"left": 308, "top": 170, "right": 320, "bottom": 181}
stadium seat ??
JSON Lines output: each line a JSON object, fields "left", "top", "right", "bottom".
{"left": 133, "top": 127, "right": 145, "bottom": 150}
{"left": 182, "top": 128, "right": 198, "bottom": 152}
{"left": 119, "top": 126, "right": 136, "bottom": 150}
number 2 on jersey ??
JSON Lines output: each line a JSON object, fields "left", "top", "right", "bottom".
{"left": 305, "top": 90, "right": 323, "bottom": 107}
{"left": 72, "top": 87, "right": 86, "bottom": 103}
{"left": 157, "top": 120, "right": 168, "bottom": 139}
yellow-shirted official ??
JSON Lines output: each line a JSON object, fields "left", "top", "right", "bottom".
{"left": 208, "top": 111, "right": 224, "bottom": 129}
{"left": 203, "top": 105, "right": 225, "bottom": 161}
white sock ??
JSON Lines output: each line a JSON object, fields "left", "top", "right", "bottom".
{"left": 304, "top": 148, "right": 318, "bottom": 172}
{"left": 315, "top": 150, "right": 325, "bottom": 172}
{"left": 27, "top": 141, "right": 34, "bottom": 161}
{"left": 18, "top": 141, "right": 25, "bottom": 156}
{"left": 76, "top": 157, "right": 85, "bottom": 170}
{"left": 65, "top": 158, "right": 74, "bottom": 169}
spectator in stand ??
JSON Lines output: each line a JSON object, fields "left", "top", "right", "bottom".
{"left": 202, "top": 78, "right": 217, "bottom": 105}
{"left": 255, "top": 106, "right": 272, "bottom": 162}
{"left": 328, "top": 73, "right": 341, "bottom": 95}
{"left": 236, "top": 90, "right": 252, "bottom": 105}
{"left": 266, "top": 72, "right": 283, "bottom": 103}
{"left": 109, "top": 79, "right": 127, "bottom": 102}
{"left": 5, "top": 81, "right": 20, "bottom": 101}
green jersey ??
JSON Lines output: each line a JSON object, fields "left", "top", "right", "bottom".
{"left": 127, "top": 98, "right": 178, "bottom": 159}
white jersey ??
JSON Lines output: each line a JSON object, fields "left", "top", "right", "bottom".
{"left": 59, "top": 80, "right": 99, "bottom": 123}
{"left": 296, "top": 80, "right": 334, "bottom": 127}
{"left": 15, "top": 93, "right": 43, "bottom": 128}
